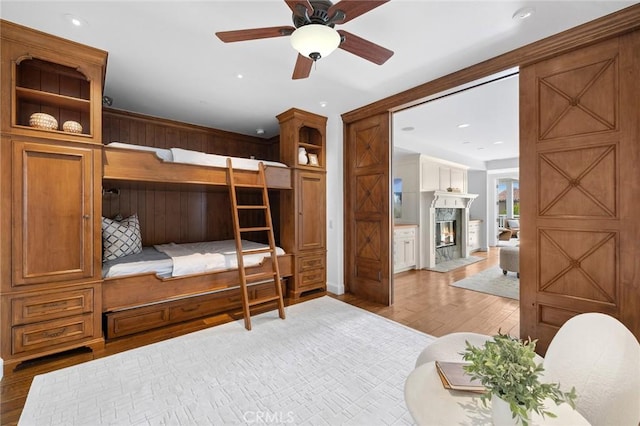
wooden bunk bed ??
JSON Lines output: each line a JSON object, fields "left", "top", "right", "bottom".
{"left": 103, "top": 143, "right": 292, "bottom": 190}
{"left": 101, "top": 143, "right": 293, "bottom": 338}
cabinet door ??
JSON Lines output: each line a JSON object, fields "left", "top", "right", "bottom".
{"left": 297, "top": 171, "right": 326, "bottom": 251}
{"left": 450, "top": 168, "right": 465, "bottom": 192}
{"left": 403, "top": 236, "right": 416, "bottom": 267}
{"left": 439, "top": 167, "right": 451, "bottom": 191}
{"left": 13, "top": 142, "right": 94, "bottom": 285}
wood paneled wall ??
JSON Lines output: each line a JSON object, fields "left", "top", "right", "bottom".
{"left": 102, "top": 109, "right": 280, "bottom": 246}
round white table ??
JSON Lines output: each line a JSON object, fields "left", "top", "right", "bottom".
{"left": 405, "top": 362, "right": 590, "bottom": 425}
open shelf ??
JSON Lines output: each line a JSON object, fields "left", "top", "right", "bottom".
{"left": 16, "top": 87, "right": 90, "bottom": 112}
{"left": 13, "top": 57, "right": 92, "bottom": 136}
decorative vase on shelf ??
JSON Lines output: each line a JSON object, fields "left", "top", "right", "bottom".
{"left": 298, "top": 147, "right": 308, "bottom": 165}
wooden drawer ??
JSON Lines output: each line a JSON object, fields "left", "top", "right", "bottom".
{"left": 394, "top": 227, "right": 416, "bottom": 239}
{"left": 299, "top": 254, "right": 325, "bottom": 272}
{"left": 12, "top": 313, "right": 94, "bottom": 355}
{"left": 12, "top": 288, "right": 93, "bottom": 325}
{"left": 169, "top": 293, "right": 241, "bottom": 323}
{"left": 253, "top": 280, "right": 285, "bottom": 300}
{"left": 107, "top": 305, "right": 169, "bottom": 338}
{"left": 105, "top": 288, "right": 249, "bottom": 339}
{"left": 300, "top": 268, "right": 325, "bottom": 289}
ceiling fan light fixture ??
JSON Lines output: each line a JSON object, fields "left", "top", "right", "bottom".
{"left": 290, "top": 24, "right": 340, "bottom": 61}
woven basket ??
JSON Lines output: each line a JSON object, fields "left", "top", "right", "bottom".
{"left": 62, "top": 120, "right": 83, "bottom": 134}
{"left": 29, "top": 113, "right": 58, "bottom": 130}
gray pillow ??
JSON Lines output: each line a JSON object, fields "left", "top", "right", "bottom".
{"left": 102, "top": 214, "right": 143, "bottom": 261}
{"left": 507, "top": 219, "right": 520, "bottom": 228}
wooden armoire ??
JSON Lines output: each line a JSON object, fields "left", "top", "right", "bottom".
{"left": 277, "top": 108, "right": 327, "bottom": 298}
{"left": 0, "top": 20, "right": 108, "bottom": 373}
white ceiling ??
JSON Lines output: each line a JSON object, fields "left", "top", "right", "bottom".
{"left": 1, "top": 1, "right": 636, "bottom": 167}
{"left": 393, "top": 71, "right": 520, "bottom": 168}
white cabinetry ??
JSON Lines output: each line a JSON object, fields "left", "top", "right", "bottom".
{"left": 468, "top": 220, "right": 481, "bottom": 252}
{"left": 394, "top": 225, "right": 417, "bottom": 273}
{"left": 419, "top": 157, "right": 468, "bottom": 192}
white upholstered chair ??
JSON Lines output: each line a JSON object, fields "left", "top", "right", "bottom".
{"left": 542, "top": 313, "right": 640, "bottom": 426}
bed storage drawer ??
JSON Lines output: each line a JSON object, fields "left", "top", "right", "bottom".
{"left": 12, "top": 288, "right": 93, "bottom": 325}
{"left": 12, "top": 313, "right": 95, "bottom": 355}
{"left": 169, "top": 293, "right": 242, "bottom": 323}
{"left": 105, "top": 288, "right": 250, "bottom": 339}
{"left": 107, "top": 306, "right": 169, "bottom": 338}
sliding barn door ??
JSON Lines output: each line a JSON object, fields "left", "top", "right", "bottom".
{"left": 344, "top": 113, "right": 392, "bottom": 305}
{"left": 520, "top": 31, "right": 640, "bottom": 353}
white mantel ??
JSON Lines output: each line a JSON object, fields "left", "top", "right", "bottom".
{"left": 420, "top": 191, "right": 478, "bottom": 269}
{"left": 426, "top": 191, "right": 478, "bottom": 209}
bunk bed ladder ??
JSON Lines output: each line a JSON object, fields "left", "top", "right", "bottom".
{"left": 226, "top": 158, "right": 286, "bottom": 330}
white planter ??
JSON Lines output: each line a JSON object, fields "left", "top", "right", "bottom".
{"left": 491, "top": 394, "right": 529, "bottom": 425}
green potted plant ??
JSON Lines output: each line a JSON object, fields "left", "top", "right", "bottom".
{"left": 462, "top": 332, "right": 577, "bottom": 426}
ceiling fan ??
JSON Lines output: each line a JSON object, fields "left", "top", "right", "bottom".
{"left": 215, "top": 0, "right": 394, "bottom": 79}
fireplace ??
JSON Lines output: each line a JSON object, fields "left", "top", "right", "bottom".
{"left": 420, "top": 190, "right": 478, "bottom": 268}
{"left": 436, "top": 220, "right": 456, "bottom": 248}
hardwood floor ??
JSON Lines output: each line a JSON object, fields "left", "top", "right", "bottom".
{"left": 0, "top": 247, "right": 518, "bottom": 425}
{"left": 335, "top": 247, "right": 520, "bottom": 338}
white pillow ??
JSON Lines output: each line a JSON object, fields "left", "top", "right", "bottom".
{"left": 102, "top": 214, "right": 143, "bottom": 261}
{"left": 507, "top": 219, "right": 520, "bottom": 228}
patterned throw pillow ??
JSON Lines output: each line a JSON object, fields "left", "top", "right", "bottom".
{"left": 102, "top": 214, "right": 143, "bottom": 261}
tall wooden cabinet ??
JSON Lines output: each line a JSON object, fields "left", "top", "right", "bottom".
{"left": 277, "top": 109, "right": 327, "bottom": 298}
{"left": 1, "top": 20, "right": 107, "bottom": 373}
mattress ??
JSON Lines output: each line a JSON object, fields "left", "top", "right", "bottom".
{"left": 106, "top": 142, "right": 287, "bottom": 170}
{"left": 102, "top": 240, "right": 285, "bottom": 279}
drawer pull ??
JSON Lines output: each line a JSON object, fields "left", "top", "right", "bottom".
{"left": 42, "top": 301, "right": 68, "bottom": 308}
{"left": 43, "top": 327, "right": 67, "bottom": 338}
{"left": 181, "top": 305, "right": 200, "bottom": 313}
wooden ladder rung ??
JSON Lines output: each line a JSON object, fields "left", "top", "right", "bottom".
{"left": 248, "top": 295, "right": 281, "bottom": 307}
{"left": 234, "top": 183, "right": 263, "bottom": 188}
{"left": 239, "top": 226, "right": 270, "bottom": 232}
{"left": 245, "top": 271, "right": 276, "bottom": 283}
{"left": 237, "top": 205, "right": 268, "bottom": 210}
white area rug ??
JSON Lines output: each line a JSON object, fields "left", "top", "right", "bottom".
{"left": 425, "top": 256, "right": 485, "bottom": 273}
{"left": 450, "top": 266, "right": 519, "bottom": 300}
{"left": 20, "top": 297, "right": 434, "bottom": 426}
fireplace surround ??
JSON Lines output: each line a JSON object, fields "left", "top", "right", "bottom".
{"left": 420, "top": 190, "right": 478, "bottom": 268}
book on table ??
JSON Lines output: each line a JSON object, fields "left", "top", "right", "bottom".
{"left": 435, "top": 361, "right": 486, "bottom": 393}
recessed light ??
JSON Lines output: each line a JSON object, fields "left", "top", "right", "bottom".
{"left": 236, "top": 73, "right": 244, "bottom": 79}
{"left": 401, "top": 126, "right": 415, "bottom": 132}
{"left": 458, "top": 123, "right": 470, "bottom": 128}
{"left": 493, "top": 141, "right": 504, "bottom": 145}
{"left": 512, "top": 7, "right": 535, "bottom": 20}
{"left": 256, "top": 128, "right": 265, "bottom": 135}
{"left": 64, "top": 14, "right": 86, "bottom": 27}
{"left": 319, "top": 101, "right": 327, "bottom": 108}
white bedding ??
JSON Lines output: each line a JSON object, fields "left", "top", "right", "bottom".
{"left": 102, "top": 240, "right": 285, "bottom": 279}
{"left": 106, "top": 142, "right": 287, "bottom": 170}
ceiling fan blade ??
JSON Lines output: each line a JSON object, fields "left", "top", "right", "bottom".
{"left": 216, "top": 26, "right": 295, "bottom": 43}
{"left": 337, "top": 30, "right": 393, "bottom": 65}
{"left": 285, "top": 0, "right": 314, "bottom": 17}
{"left": 292, "top": 54, "right": 313, "bottom": 79}
{"left": 328, "top": 0, "right": 389, "bottom": 24}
